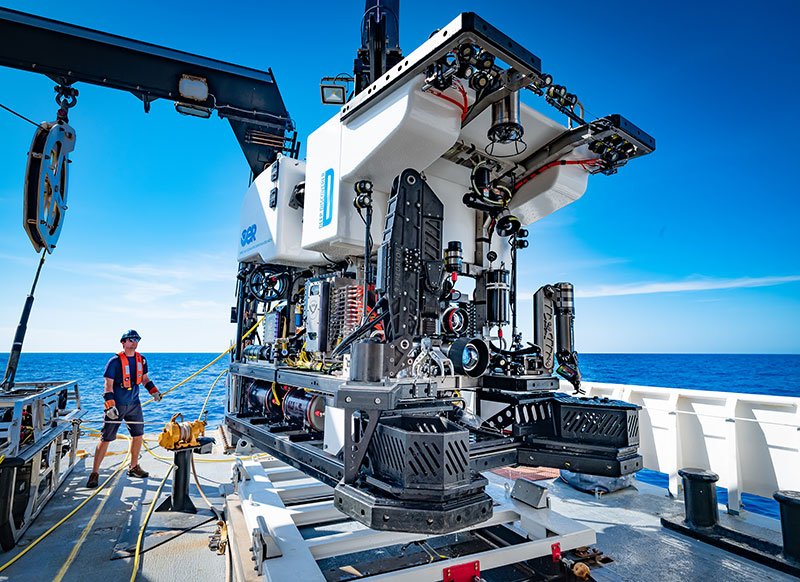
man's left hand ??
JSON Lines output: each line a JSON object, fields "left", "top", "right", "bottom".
{"left": 153, "top": 391, "right": 163, "bottom": 402}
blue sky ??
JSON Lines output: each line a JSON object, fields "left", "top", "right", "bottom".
{"left": 0, "top": 0, "right": 798, "bottom": 353}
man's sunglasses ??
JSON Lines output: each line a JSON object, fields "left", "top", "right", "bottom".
{"left": 125, "top": 338, "right": 140, "bottom": 342}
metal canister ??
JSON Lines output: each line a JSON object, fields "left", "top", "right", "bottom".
{"left": 350, "top": 339, "right": 385, "bottom": 383}
{"left": 486, "top": 269, "right": 509, "bottom": 325}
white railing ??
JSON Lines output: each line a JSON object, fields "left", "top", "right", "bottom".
{"left": 559, "top": 381, "right": 800, "bottom": 514}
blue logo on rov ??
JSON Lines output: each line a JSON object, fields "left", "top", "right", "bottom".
{"left": 320, "top": 168, "right": 334, "bottom": 227}
{"left": 241, "top": 224, "right": 257, "bottom": 247}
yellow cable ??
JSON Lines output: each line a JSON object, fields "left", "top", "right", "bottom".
{"left": 142, "top": 315, "right": 265, "bottom": 406}
{"left": 142, "top": 439, "right": 269, "bottom": 464}
{"left": 198, "top": 369, "right": 228, "bottom": 421}
{"left": 53, "top": 462, "right": 126, "bottom": 581}
{"left": 271, "top": 382, "right": 281, "bottom": 406}
{"left": 141, "top": 440, "right": 171, "bottom": 461}
{"left": 130, "top": 464, "right": 174, "bottom": 582}
{"left": 0, "top": 445, "right": 131, "bottom": 574}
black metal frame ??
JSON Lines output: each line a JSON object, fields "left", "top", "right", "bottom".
{"left": 0, "top": 7, "right": 294, "bottom": 175}
{"left": 225, "top": 361, "right": 641, "bottom": 533}
{"left": 341, "top": 12, "right": 542, "bottom": 124}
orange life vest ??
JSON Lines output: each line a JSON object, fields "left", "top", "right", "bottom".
{"left": 118, "top": 351, "right": 144, "bottom": 389}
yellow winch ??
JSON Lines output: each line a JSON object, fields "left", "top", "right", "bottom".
{"left": 158, "top": 412, "right": 206, "bottom": 450}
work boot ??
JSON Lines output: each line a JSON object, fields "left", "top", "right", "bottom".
{"left": 127, "top": 464, "right": 149, "bottom": 478}
{"left": 86, "top": 472, "right": 99, "bottom": 488}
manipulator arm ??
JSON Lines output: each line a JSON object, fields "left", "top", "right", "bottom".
{"left": 533, "top": 282, "right": 582, "bottom": 393}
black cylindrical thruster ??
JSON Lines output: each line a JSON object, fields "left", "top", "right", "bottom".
{"left": 350, "top": 339, "right": 385, "bottom": 383}
{"left": 242, "top": 344, "right": 269, "bottom": 360}
{"left": 283, "top": 390, "right": 325, "bottom": 432}
{"left": 774, "top": 490, "right": 800, "bottom": 562}
{"left": 246, "top": 380, "right": 281, "bottom": 416}
{"left": 679, "top": 467, "right": 719, "bottom": 528}
{"left": 486, "top": 270, "right": 509, "bottom": 325}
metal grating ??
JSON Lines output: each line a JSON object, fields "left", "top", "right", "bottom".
{"left": 367, "top": 416, "right": 471, "bottom": 490}
{"left": 561, "top": 409, "right": 626, "bottom": 439}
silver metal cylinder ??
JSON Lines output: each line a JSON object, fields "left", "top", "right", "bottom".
{"left": 489, "top": 92, "right": 523, "bottom": 144}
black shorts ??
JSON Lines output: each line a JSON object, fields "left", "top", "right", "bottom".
{"left": 101, "top": 400, "right": 145, "bottom": 441}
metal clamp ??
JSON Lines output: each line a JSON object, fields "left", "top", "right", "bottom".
{"left": 231, "top": 458, "right": 251, "bottom": 493}
{"left": 249, "top": 515, "right": 282, "bottom": 574}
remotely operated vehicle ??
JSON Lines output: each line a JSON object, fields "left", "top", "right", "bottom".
{"left": 6, "top": 8, "right": 800, "bottom": 582}
{"left": 224, "top": 1, "right": 654, "bottom": 534}
{"left": 0, "top": 0, "right": 654, "bottom": 546}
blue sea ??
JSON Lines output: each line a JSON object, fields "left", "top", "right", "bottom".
{"left": 1, "top": 352, "right": 798, "bottom": 518}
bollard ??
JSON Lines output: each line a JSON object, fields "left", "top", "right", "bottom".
{"left": 679, "top": 467, "right": 719, "bottom": 528}
{"left": 774, "top": 490, "right": 800, "bottom": 562}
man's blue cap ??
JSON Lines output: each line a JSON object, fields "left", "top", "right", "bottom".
{"left": 120, "top": 329, "right": 142, "bottom": 342}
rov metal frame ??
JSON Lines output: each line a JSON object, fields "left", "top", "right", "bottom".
{"left": 223, "top": 456, "right": 596, "bottom": 582}
{"left": 0, "top": 380, "right": 84, "bottom": 551}
{"left": 225, "top": 361, "right": 642, "bottom": 534}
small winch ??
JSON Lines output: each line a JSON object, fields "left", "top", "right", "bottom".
{"left": 158, "top": 412, "right": 207, "bottom": 450}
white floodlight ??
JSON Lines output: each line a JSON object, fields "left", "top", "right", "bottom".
{"left": 178, "top": 74, "right": 209, "bottom": 102}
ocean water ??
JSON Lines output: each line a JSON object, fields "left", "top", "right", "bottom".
{"left": 0, "top": 352, "right": 231, "bottom": 428}
{"left": 1, "top": 352, "right": 797, "bottom": 518}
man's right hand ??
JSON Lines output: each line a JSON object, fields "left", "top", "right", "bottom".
{"left": 105, "top": 396, "right": 119, "bottom": 420}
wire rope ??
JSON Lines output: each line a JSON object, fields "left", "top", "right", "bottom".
{"left": 129, "top": 464, "right": 174, "bottom": 582}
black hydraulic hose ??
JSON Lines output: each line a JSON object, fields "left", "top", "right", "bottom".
{"left": 489, "top": 342, "right": 540, "bottom": 358}
{"left": 331, "top": 311, "right": 388, "bottom": 357}
{"left": 331, "top": 299, "right": 389, "bottom": 357}
{"left": 510, "top": 237, "right": 518, "bottom": 344}
{"left": 233, "top": 275, "right": 246, "bottom": 363}
{"left": 363, "top": 205, "right": 373, "bottom": 321}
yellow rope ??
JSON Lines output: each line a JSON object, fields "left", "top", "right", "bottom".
{"left": 53, "top": 465, "right": 125, "bottom": 581}
{"left": 198, "top": 368, "right": 228, "bottom": 421}
{"left": 130, "top": 464, "right": 174, "bottom": 582}
{"left": 0, "top": 444, "right": 131, "bottom": 574}
{"left": 141, "top": 314, "right": 265, "bottom": 406}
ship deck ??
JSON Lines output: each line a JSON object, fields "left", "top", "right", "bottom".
{"left": 0, "top": 430, "right": 795, "bottom": 582}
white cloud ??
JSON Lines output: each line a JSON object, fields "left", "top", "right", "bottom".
{"left": 54, "top": 254, "right": 233, "bottom": 285}
{"left": 575, "top": 275, "right": 800, "bottom": 298}
{"left": 121, "top": 282, "right": 184, "bottom": 303}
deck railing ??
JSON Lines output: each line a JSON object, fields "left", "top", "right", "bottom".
{"left": 560, "top": 381, "right": 800, "bottom": 514}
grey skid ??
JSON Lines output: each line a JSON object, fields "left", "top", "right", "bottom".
{"left": 228, "top": 457, "right": 595, "bottom": 581}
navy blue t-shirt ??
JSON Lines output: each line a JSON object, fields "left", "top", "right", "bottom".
{"left": 104, "top": 353, "right": 149, "bottom": 406}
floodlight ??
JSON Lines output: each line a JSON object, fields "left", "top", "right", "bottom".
{"left": 320, "top": 84, "right": 346, "bottom": 105}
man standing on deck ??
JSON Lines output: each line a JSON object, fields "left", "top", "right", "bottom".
{"left": 86, "top": 329, "right": 163, "bottom": 488}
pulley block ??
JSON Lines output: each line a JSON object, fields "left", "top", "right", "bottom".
{"left": 23, "top": 120, "right": 76, "bottom": 253}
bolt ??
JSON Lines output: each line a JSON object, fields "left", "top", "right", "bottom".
{"left": 374, "top": 398, "right": 381, "bottom": 404}
{"left": 346, "top": 396, "right": 352, "bottom": 403}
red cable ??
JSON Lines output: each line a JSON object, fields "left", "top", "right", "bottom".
{"left": 514, "top": 158, "right": 602, "bottom": 192}
{"left": 430, "top": 87, "right": 468, "bottom": 120}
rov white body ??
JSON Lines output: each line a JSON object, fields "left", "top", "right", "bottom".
{"left": 240, "top": 73, "right": 590, "bottom": 265}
